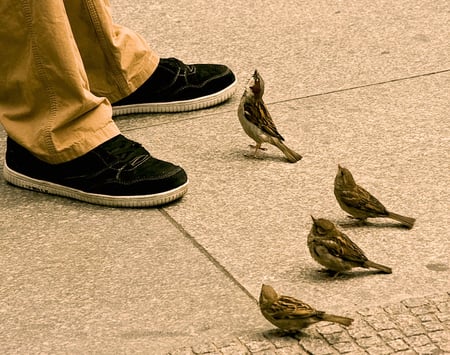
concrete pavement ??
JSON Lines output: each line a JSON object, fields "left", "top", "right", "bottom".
{"left": 0, "top": 0, "right": 449, "bottom": 354}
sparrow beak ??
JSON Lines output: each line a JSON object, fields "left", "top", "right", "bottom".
{"left": 310, "top": 215, "right": 317, "bottom": 223}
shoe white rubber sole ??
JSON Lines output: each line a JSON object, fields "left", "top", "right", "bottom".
{"left": 3, "top": 162, "right": 188, "bottom": 208}
{"left": 112, "top": 79, "right": 236, "bottom": 116}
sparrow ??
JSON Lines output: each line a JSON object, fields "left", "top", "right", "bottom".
{"left": 237, "top": 70, "right": 302, "bottom": 163}
{"left": 259, "top": 284, "right": 353, "bottom": 331}
{"left": 334, "top": 165, "right": 416, "bottom": 228}
{"left": 307, "top": 217, "right": 392, "bottom": 274}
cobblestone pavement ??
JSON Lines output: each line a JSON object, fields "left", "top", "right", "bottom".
{"left": 168, "top": 292, "right": 449, "bottom": 355}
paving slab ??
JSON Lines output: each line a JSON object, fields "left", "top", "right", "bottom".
{"left": 0, "top": 178, "right": 267, "bottom": 353}
{"left": 112, "top": 0, "right": 450, "bottom": 102}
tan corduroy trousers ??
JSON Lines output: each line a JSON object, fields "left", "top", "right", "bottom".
{"left": 0, "top": 0, "right": 159, "bottom": 163}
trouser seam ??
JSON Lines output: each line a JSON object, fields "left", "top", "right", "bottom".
{"left": 84, "top": 0, "right": 130, "bottom": 98}
{"left": 21, "top": 0, "right": 58, "bottom": 156}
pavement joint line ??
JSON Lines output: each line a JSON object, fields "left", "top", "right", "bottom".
{"left": 159, "top": 208, "right": 257, "bottom": 304}
{"left": 121, "top": 68, "right": 450, "bottom": 131}
{"left": 269, "top": 68, "right": 450, "bottom": 106}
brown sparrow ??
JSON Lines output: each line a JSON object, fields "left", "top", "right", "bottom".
{"left": 334, "top": 165, "right": 415, "bottom": 228}
{"left": 307, "top": 217, "right": 392, "bottom": 274}
{"left": 237, "top": 70, "right": 302, "bottom": 163}
{"left": 259, "top": 284, "right": 353, "bottom": 331}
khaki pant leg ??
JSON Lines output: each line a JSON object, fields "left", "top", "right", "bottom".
{"left": 63, "top": 0, "right": 159, "bottom": 103}
{"left": 0, "top": 0, "right": 121, "bottom": 164}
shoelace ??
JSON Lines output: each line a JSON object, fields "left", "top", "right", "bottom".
{"left": 107, "top": 138, "right": 149, "bottom": 169}
{"left": 164, "top": 57, "right": 195, "bottom": 74}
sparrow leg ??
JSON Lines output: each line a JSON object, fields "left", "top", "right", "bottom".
{"left": 317, "top": 269, "right": 341, "bottom": 277}
{"left": 331, "top": 271, "right": 343, "bottom": 279}
{"left": 244, "top": 143, "right": 266, "bottom": 159}
{"left": 346, "top": 216, "right": 370, "bottom": 226}
{"left": 249, "top": 144, "right": 267, "bottom": 151}
{"left": 253, "top": 143, "right": 261, "bottom": 157}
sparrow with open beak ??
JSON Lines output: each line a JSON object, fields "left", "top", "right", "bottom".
{"left": 237, "top": 70, "right": 302, "bottom": 163}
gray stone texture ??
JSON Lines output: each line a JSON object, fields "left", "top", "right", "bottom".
{"left": 0, "top": 0, "right": 449, "bottom": 354}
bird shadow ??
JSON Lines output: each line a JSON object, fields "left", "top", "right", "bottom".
{"left": 305, "top": 268, "right": 390, "bottom": 282}
{"left": 261, "top": 328, "right": 306, "bottom": 340}
{"left": 336, "top": 218, "right": 411, "bottom": 230}
{"left": 232, "top": 148, "right": 291, "bottom": 163}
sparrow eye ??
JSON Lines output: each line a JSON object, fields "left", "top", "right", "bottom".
{"left": 316, "top": 227, "right": 326, "bottom": 235}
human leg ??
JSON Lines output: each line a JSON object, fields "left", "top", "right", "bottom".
{"left": 63, "top": 0, "right": 236, "bottom": 115}
{"left": 0, "top": 0, "right": 119, "bottom": 164}
{"left": 0, "top": 0, "right": 188, "bottom": 207}
{"left": 62, "top": 0, "right": 159, "bottom": 103}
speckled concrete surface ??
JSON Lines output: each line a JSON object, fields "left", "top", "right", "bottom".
{"left": 0, "top": 188, "right": 267, "bottom": 353}
{"left": 135, "top": 71, "right": 450, "bottom": 312}
{"left": 0, "top": 1, "right": 449, "bottom": 354}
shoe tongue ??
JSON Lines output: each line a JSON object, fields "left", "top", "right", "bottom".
{"left": 103, "top": 135, "right": 149, "bottom": 165}
{"left": 161, "top": 57, "right": 193, "bottom": 73}
{"left": 162, "top": 57, "right": 184, "bottom": 68}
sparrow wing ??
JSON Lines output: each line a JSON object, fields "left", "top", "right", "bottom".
{"left": 314, "top": 233, "right": 368, "bottom": 264}
{"left": 339, "top": 186, "right": 388, "bottom": 215}
{"left": 269, "top": 296, "right": 319, "bottom": 320}
{"left": 243, "top": 100, "right": 285, "bottom": 141}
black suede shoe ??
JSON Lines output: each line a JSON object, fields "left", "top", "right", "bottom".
{"left": 112, "top": 58, "right": 236, "bottom": 115}
{"left": 3, "top": 135, "right": 188, "bottom": 207}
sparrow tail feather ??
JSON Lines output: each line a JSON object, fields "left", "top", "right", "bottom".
{"left": 273, "top": 140, "right": 302, "bottom": 163}
{"left": 364, "top": 260, "right": 392, "bottom": 274}
{"left": 387, "top": 212, "right": 415, "bottom": 229}
{"left": 321, "top": 314, "right": 354, "bottom": 326}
